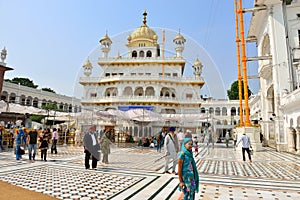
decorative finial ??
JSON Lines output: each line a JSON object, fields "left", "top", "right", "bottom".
{"left": 143, "top": 10, "right": 147, "bottom": 26}
{"left": 1, "top": 47, "right": 7, "bottom": 63}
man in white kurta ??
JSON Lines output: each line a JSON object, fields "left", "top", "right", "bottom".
{"left": 164, "top": 127, "right": 180, "bottom": 174}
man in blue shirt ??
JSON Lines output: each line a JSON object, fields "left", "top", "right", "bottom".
{"left": 236, "top": 133, "right": 252, "bottom": 163}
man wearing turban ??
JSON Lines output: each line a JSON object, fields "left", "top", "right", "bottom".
{"left": 83, "top": 125, "right": 100, "bottom": 170}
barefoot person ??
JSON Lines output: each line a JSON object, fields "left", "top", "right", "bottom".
{"left": 164, "top": 127, "right": 179, "bottom": 174}
{"left": 83, "top": 126, "right": 100, "bottom": 170}
{"left": 236, "top": 133, "right": 252, "bottom": 163}
{"left": 178, "top": 138, "right": 199, "bottom": 199}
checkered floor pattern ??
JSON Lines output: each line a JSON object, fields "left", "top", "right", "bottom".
{"left": 0, "top": 144, "right": 299, "bottom": 199}
{"left": 0, "top": 164, "right": 142, "bottom": 200}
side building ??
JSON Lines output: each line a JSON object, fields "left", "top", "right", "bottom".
{"left": 247, "top": 0, "right": 300, "bottom": 153}
{"left": 1, "top": 81, "right": 81, "bottom": 113}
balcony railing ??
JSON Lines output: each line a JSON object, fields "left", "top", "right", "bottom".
{"left": 81, "top": 95, "right": 202, "bottom": 104}
{"left": 98, "top": 56, "right": 186, "bottom": 63}
{"left": 79, "top": 75, "right": 204, "bottom": 84}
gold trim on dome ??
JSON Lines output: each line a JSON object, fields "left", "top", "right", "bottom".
{"left": 100, "top": 32, "right": 112, "bottom": 43}
{"left": 193, "top": 58, "right": 202, "bottom": 66}
{"left": 174, "top": 33, "right": 186, "bottom": 42}
{"left": 127, "top": 10, "right": 158, "bottom": 47}
{"left": 83, "top": 59, "right": 92, "bottom": 68}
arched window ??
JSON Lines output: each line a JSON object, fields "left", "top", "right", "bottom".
{"left": 32, "top": 98, "right": 39, "bottom": 107}
{"left": 215, "top": 107, "right": 221, "bottom": 116}
{"left": 105, "top": 87, "right": 118, "bottom": 97}
{"left": 139, "top": 51, "right": 144, "bottom": 57}
{"left": 134, "top": 87, "right": 144, "bottom": 96}
{"left": 231, "top": 107, "right": 237, "bottom": 116}
{"left": 132, "top": 51, "right": 137, "bottom": 58}
{"left": 146, "top": 51, "right": 152, "bottom": 57}
{"left": 9, "top": 93, "right": 16, "bottom": 103}
{"left": 145, "top": 87, "right": 155, "bottom": 96}
{"left": 123, "top": 87, "right": 133, "bottom": 96}
{"left": 222, "top": 107, "right": 227, "bottom": 116}
{"left": 201, "top": 107, "right": 206, "bottom": 113}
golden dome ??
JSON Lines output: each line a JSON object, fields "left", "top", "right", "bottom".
{"left": 83, "top": 59, "right": 92, "bottom": 68}
{"left": 127, "top": 10, "right": 158, "bottom": 47}
{"left": 99, "top": 33, "right": 112, "bottom": 43}
{"left": 173, "top": 33, "right": 186, "bottom": 43}
{"left": 193, "top": 58, "right": 202, "bottom": 66}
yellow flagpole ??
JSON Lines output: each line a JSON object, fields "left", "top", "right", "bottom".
{"left": 238, "top": 0, "right": 251, "bottom": 126}
{"left": 235, "top": 0, "right": 244, "bottom": 126}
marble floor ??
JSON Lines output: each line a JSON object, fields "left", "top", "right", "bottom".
{"left": 0, "top": 143, "right": 299, "bottom": 199}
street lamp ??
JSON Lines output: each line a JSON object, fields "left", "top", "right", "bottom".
{"left": 205, "top": 108, "right": 209, "bottom": 129}
{"left": 52, "top": 110, "right": 56, "bottom": 127}
{"left": 63, "top": 108, "right": 70, "bottom": 146}
{"left": 141, "top": 108, "right": 145, "bottom": 137}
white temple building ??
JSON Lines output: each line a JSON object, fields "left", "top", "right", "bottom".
{"left": 79, "top": 11, "right": 241, "bottom": 138}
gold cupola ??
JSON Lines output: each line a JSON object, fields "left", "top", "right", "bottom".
{"left": 193, "top": 58, "right": 203, "bottom": 78}
{"left": 173, "top": 30, "right": 186, "bottom": 58}
{"left": 99, "top": 31, "right": 112, "bottom": 58}
{"left": 127, "top": 10, "right": 158, "bottom": 47}
{"left": 83, "top": 59, "right": 93, "bottom": 77}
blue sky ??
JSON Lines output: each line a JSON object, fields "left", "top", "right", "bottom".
{"left": 0, "top": 0, "right": 258, "bottom": 99}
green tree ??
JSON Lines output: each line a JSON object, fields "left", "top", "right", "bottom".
{"left": 41, "top": 103, "right": 58, "bottom": 111}
{"left": 227, "top": 80, "right": 252, "bottom": 100}
{"left": 5, "top": 77, "right": 38, "bottom": 88}
{"left": 42, "top": 88, "right": 56, "bottom": 93}
{"left": 30, "top": 114, "right": 45, "bottom": 123}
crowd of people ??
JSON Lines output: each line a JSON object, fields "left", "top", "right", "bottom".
{"left": 0, "top": 125, "right": 61, "bottom": 161}
{"left": 1, "top": 121, "right": 259, "bottom": 200}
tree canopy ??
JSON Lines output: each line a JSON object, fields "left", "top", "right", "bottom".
{"left": 41, "top": 103, "right": 58, "bottom": 111}
{"left": 5, "top": 77, "right": 55, "bottom": 93}
{"left": 227, "top": 80, "right": 252, "bottom": 100}
{"left": 42, "top": 88, "right": 56, "bottom": 93}
{"left": 5, "top": 77, "right": 38, "bottom": 88}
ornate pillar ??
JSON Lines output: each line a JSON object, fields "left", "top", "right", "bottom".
{"left": 296, "top": 127, "right": 300, "bottom": 154}
{"left": 287, "top": 127, "right": 296, "bottom": 153}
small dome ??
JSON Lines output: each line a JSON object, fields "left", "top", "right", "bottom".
{"left": 193, "top": 58, "right": 202, "bottom": 66}
{"left": 99, "top": 33, "right": 112, "bottom": 44}
{"left": 173, "top": 33, "right": 186, "bottom": 42}
{"left": 83, "top": 59, "right": 92, "bottom": 68}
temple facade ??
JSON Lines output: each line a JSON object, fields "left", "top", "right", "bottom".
{"left": 79, "top": 11, "right": 242, "bottom": 137}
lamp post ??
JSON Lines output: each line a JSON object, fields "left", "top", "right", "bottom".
{"left": 142, "top": 108, "right": 145, "bottom": 137}
{"left": 63, "top": 110, "right": 69, "bottom": 146}
{"left": 206, "top": 108, "right": 209, "bottom": 130}
{"left": 52, "top": 110, "right": 56, "bottom": 127}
